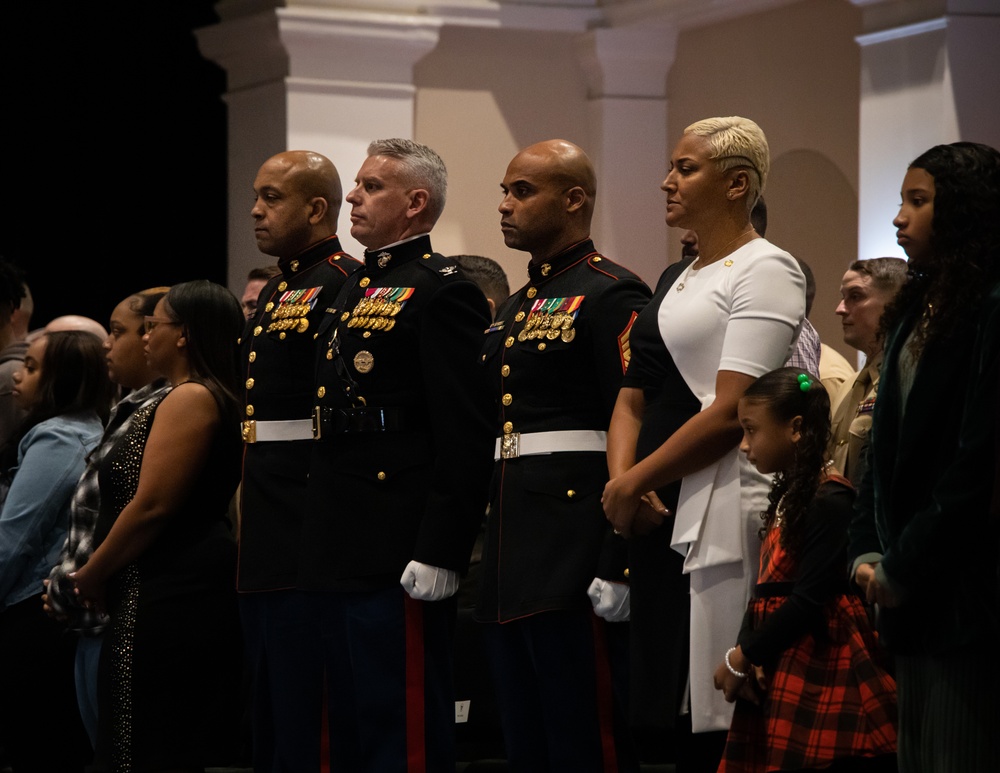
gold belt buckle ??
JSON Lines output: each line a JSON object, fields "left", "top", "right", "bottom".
{"left": 242, "top": 420, "right": 257, "bottom": 444}
{"left": 500, "top": 432, "right": 520, "bottom": 459}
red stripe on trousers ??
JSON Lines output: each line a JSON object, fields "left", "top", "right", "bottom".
{"left": 404, "top": 594, "right": 426, "bottom": 773}
{"left": 591, "top": 614, "right": 620, "bottom": 773}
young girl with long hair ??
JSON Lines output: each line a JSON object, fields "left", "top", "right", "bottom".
{"left": 0, "top": 330, "right": 115, "bottom": 773}
{"left": 714, "top": 367, "right": 897, "bottom": 773}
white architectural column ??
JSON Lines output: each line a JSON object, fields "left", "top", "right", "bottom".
{"left": 198, "top": 3, "right": 442, "bottom": 283}
{"left": 578, "top": 26, "right": 677, "bottom": 286}
{"left": 855, "top": 2, "right": 1000, "bottom": 261}
{"left": 575, "top": 26, "right": 677, "bottom": 285}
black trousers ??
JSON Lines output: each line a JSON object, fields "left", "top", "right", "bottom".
{"left": 0, "top": 593, "right": 93, "bottom": 773}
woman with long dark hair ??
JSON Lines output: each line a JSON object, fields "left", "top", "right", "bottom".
{"left": 0, "top": 330, "right": 114, "bottom": 772}
{"left": 73, "top": 280, "right": 246, "bottom": 773}
{"left": 849, "top": 141, "right": 1000, "bottom": 772}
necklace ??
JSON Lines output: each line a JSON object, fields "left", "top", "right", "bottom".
{"left": 676, "top": 226, "right": 756, "bottom": 292}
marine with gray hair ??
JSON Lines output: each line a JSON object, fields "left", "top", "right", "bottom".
{"left": 298, "top": 137, "right": 495, "bottom": 771}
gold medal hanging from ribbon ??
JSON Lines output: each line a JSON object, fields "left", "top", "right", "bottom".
{"left": 520, "top": 296, "right": 583, "bottom": 343}
{"left": 266, "top": 286, "right": 321, "bottom": 334}
{"left": 346, "top": 287, "right": 414, "bottom": 333}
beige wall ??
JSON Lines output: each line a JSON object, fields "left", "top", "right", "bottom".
{"left": 405, "top": 0, "right": 863, "bottom": 355}
{"left": 667, "top": 0, "right": 862, "bottom": 357}
{"left": 204, "top": 0, "right": 997, "bottom": 368}
{"left": 414, "top": 26, "right": 592, "bottom": 294}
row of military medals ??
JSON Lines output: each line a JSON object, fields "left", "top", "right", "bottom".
{"left": 345, "top": 286, "right": 415, "bottom": 332}
{"left": 517, "top": 295, "right": 583, "bottom": 343}
{"left": 267, "top": 286, "right": 320, "bottom": 334}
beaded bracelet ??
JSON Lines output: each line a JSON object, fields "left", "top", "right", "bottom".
{"left": 725, "top": 646, "right": 748, "bottom": 679}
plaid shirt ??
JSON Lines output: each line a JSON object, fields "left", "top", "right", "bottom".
{"left": 784, "top": 317, "right": 821, "bottom": 375}
{"left": 46, "top": 380, "right": 171, "bottom": 634}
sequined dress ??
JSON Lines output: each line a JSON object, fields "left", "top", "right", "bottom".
{"left": 92, "top": 394, "right": 243, "bottom": 772}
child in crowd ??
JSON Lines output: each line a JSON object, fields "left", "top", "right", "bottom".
{"left": 713, "top": 367, "right": 897, "bottom": 773}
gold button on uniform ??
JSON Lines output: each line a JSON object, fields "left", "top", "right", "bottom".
{"left": 624, "top": 568, "right": 630, "bottom": 579}
{"left": 501, "top": 365, "right": 510, "bottom": 377}
{"left": 254, "top": 326, "right": 263, "bottom": 336}
{"left": 278, "top": 281, "right": 287, "bottom": 292}
{"left": 246, "top": 405, "right": 254, "bottom": 417}
{"left": 515, "top": 312, "right": 525, "bottom": 322}
{"left": 249, "top": 351, "right": 256, "bottom": 362}
{"left": 526, "top": 287, "right": 537, "bottom": 299}
{"left": 505, "top": 336, "right": 514, "bottom": 348}
{"left": 246, "top": 378, "right": 255, "bottom": 389}
{"left": 326, "top": 350, "right": 333, "bottom": 360}
{"left": 359, "top": 277, "right": 370, "bottom": 288}
{"left": 503, "top": 421, "right": 513, "bottom": 434}
{"left": 502, "top": 394, "right": 512, "bottom": 406}
{"left": 265, "top": 302, "right": 275, "bottom": 312}
{"left": 317, "top": 386, "right": 326, "bottom": 398}
{"left": 290, "top": 260, "right": 299, "bottom": 272}
{"left": 566, "top": 490, "right": 575, "bottom": 498}
{"left": 377, "top": 471, "right": 386, "bottom": 481}
{"left": 538, "top": 343, "right": 546, "bottom": 351}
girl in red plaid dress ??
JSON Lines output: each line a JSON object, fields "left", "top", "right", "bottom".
{"left": 713, "top": 367, "right": 897, "bottom": 772}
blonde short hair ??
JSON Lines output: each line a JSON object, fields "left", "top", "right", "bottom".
{"left": 684, "top": 116, "right": 769, "bottom": 211}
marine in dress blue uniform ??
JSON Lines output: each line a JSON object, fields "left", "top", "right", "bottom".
{"left": 474, "top": 140, "right": 649, "bottom": 773}
{"left": 238, "top": 150, "right": 361, "bottom": 772}
{"left": 298, "top": 140, "right": 495, "bottom": 772}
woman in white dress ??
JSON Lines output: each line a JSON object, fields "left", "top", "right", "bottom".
{"left": 602, "top": 116, "right": 806, "bottom": 772}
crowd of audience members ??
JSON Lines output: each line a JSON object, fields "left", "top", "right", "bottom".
{"left": 0, "top": 128, "right": 996, "bottom": 773}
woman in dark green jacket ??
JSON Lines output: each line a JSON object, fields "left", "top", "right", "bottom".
{"left": 849, "top": 141, "right": 1000, "bottom": 773}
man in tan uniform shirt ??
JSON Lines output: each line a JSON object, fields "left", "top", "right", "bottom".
{"left": 829, "top": 257, "right": 908, "bottom": 483}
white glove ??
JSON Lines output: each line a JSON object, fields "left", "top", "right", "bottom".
{"left": 400, "top": 560, "right": 459, "bottom": 601}
{"left": 587, "top": 577, "right": 630, "bottom": 622}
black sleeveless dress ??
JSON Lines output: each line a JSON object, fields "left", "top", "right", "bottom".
{"left": 620, "top": 258, "right": 701, "bottom": 733}
{"left": 92, "top": 394, "right": 243, "bottom": 772}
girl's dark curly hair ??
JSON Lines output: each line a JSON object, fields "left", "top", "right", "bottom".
{"left": 880, "top": 141, "right": 1000, "bottom": 351}
{"left": 742, "top": 367, "right": 831, "bottom": 555}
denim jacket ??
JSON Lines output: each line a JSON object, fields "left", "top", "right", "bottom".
{"left": 0, "top": 411, "right": 103, "bottom": 610}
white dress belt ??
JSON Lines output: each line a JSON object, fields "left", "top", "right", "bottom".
{"left": 494, "top": 430, "right": 607, "bottom": 460}
{"left": 242, "top": 419, "right": 314, "bottom": 443}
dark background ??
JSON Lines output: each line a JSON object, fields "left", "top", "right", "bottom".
{"left": 2, "top": 2, "right": 229, "bottom": 329}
